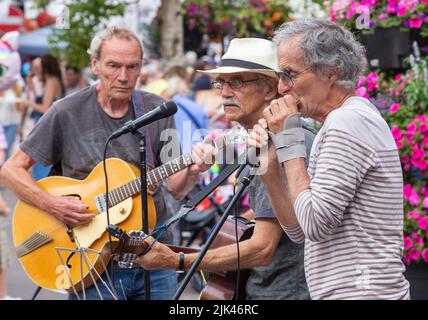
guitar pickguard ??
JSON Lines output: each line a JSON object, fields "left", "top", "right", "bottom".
{"left": 72, "top": 197, "right": 133, "bottom": 249}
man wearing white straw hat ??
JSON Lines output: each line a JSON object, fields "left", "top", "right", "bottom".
{"left": 138, "top": 38, "right": 316, "bottom": 300}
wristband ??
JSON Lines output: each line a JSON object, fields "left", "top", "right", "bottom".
{"left": 178, "top": 252, "right": 185, "bottom": 271}
{"left": 269, "top": 113, "right": 307, "bottom": 164}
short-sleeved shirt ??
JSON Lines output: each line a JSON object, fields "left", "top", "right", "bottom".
{"left": 245, "top": 122, "right": 316, "bottom": 300}
{"left": 20, "top": 85, "right": 179, "bottom": 243}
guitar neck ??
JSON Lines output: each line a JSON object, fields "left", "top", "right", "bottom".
{"left": 106, "top": 153, "right": 194, "bottom": 207}
{"left": 105, "top": 134, "right": 230, "bottom": 208}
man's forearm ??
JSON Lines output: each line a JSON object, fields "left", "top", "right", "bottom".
{"left": 167, "top": 167, "right": 200, "bottom": 200}
{"left": 260, "top": 171, "right": 299, "bottom": 228}
{"left": 183, "top": 238, "right": 274, "bottom": 272}
{"left": 282, "top": 158, "right": 311, "bottom": 205}
{"left": 1, "top": 162, "right": 51, "bottom": 211}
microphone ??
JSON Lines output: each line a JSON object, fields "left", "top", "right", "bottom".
{"left": 110, "top": 101, "right": 177, "bottom": 139}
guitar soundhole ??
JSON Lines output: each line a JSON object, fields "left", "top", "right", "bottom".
{"left": 66, "top": 252, "right": 76, "bottom": 269}
{"left": 62, "top": 194, "right": 82, "bottom": 200}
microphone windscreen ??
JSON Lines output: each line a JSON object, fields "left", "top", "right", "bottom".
{"left": 164, "top": 101, "right": 178, "bottom": 116}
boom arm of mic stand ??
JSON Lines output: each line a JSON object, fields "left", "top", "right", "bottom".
{"left": 164, "top": 161, "right": 242, "bottom": 229}
{"left": 172, "top": 163, "right": 258, "bottom": 300}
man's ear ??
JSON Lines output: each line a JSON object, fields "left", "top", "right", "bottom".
{"left": 91, "top": 57, "right": 100, "bottom": 76}
{"left": 264, "top": 78, "right": 278, "bottom": 101}
{"left": 328, "top": 66, "right": 340, "bottom": 83}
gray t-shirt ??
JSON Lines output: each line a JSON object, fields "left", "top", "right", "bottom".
{"left": 20, "top": 85, "right": 178, "bottom": 243}
{"left": 245, "top": 123, "right": 316, "bottom": 300}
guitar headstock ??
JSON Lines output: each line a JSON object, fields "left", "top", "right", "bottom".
{"left": 107, "top": 225, "right": 148, "bottom": 269}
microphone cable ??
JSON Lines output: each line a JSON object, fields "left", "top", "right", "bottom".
{"left": 102, "top": 136, "right": 119, "bottom": 299}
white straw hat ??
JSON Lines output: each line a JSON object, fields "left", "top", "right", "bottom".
{"left": 200, "top": 38, "right": 279, "bottom": 79}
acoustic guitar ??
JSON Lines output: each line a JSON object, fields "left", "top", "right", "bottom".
{"left": 12, "top": 126, "right": 248, "bottom": 292}
{"left": 108, "top": 215, "right": 255, "bottom": 300}
{"left": 200, "top": 216, "right": 254, "bottom": 300}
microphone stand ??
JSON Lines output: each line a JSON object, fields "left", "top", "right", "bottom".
{"left": 138, "top": 132, "right": 151, "bottom": 300}
{"left": 172, "top": 162, "right": 258, "bottom": 300}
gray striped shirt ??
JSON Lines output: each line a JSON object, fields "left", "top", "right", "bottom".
{"left": 283, "top": 97, "right": 410, "bottom": 300}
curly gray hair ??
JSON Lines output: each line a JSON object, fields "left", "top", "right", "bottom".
{"left": 273, "top": 19, "right": 366, "bottom": 89}
{"left": 87, "top": 26, "right": 144, "bottom": 61}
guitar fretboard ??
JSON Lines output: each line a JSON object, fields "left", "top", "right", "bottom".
{"left": 103, "top": 131, "right": 235, "bottom": 209}
{"left": 106, "top": 153, "right": 194, "bottom": 207}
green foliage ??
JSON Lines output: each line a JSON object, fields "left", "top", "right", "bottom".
{"left": 48, "top": 0, "right": 125, "bottom": 68}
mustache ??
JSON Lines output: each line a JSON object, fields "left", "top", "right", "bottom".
{"left": 222, "top": 98, "right": 241, "bottom": 107}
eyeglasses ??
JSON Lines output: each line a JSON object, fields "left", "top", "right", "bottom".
{"left": 211, "top": 78, "right": 259, "bottom": 90}
{"left": 277, "top": 67, "right": 310, "bottom": 87}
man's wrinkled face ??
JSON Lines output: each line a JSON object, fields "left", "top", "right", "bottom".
{"left": 277, "top": 37, "right": 330, "bottom": 118}
{"left": 215, "top": 73, "right": 266, "bottom": 128}
{"left": 91, "top": 36, "right": 142, "bottom": 100}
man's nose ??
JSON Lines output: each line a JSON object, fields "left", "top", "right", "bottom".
{"left": 278, "top": 80, "right": 292, "bottom": 96}
{"left": 220, "top": 82, "right": 234, "bottom": 97}
{"left": 117, "top": 66, "right": 129, "bottom": 82}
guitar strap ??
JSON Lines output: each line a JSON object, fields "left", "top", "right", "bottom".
{"left": 131, "top": 90, "right": 155, "bottom": 169}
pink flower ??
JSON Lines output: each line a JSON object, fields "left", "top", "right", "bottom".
{"left": 409, "top": 248, "right": 420, "bottom": 261}
{"left": 409, "top": 189, "right": 420, "bottom": 206}
{"left": 420, "top": 122, "right": 428, "bottom": 133}
{"left": 397, "top": 4, "right": 407, "bottom": 17}
{"left": 355, "top": 86, "right": 369, "bottom": 98}
{"left": 408, "top": 17, "right": 423, "bottom": 28}
{"left": 378, "top": 13, "right": 388, "bottom": 20}
{"left": 402, "top": 155, "right": 410, "bottom": 164}
{"left": 403, "top": 183, "right": 413, "bottom": 199}
{"left": 422, "top": 185, "right": 428, "bottom": 197}
{"left": 403, "top": 255, "right": 411, "bottom": 265}
{"left": 395, "top": 74, "right": 402, "bottom": 81}
{"left": 407, "top": 210, "right": 420, "bottom": 220}
{"left": 418, "top": 217, "right": 428, "bottom": 230}
{"left": 411, "top": 232, "right": 424, "bottom": 245}
{"left": 422, "top": 137, "right": 428, "bottom": 148}
{"left": 358, "top": 76, "right": 367, "bottom": 87}
{"left": 412, "top": 146, "right": 425, "bottom": 160}
{"left": 424, "top": 198, "right": 428, "bottom": 208}
{"left": 422, "top": 0, "right": 428, "bottom": 4}
{"left": 404, "top": 236, "right": 413, "bottom": 250}
{"left": 422, "top": 249, "right": 428, "bottom": 263}
{"left": 367, "top": 72, "right": 378, "bottom": 84}
{"left": 389, "top": 103, "right": 400, "bottom": 113}
{"left": 387, "top": 0, "right": 397, "bottom": 14}
{"left": 391, "top": 125, "right": 403, "bottom": 140}
{"left": 406, "top": 122, "right": 417, "bottom": 133}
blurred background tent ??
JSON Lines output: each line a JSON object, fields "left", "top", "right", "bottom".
{"left": 18, "top": 26, "right": 66, "bottom": 57}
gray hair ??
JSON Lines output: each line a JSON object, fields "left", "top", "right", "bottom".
{"left": 273, "top": 19, "right": 365, "bottom": 89}
{"left": 87, "top": 26, "right": 144, "bottom": 61}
